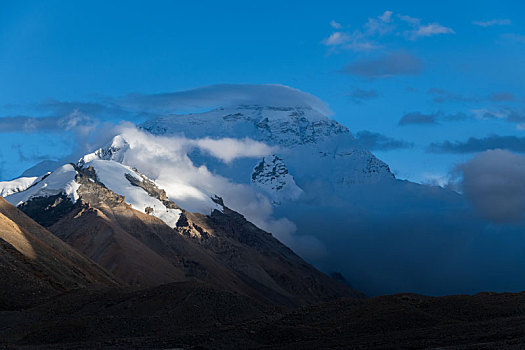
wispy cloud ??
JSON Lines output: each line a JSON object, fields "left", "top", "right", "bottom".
{"left": 398, "top": 105, "right": 525, "bottom": 129}
{"left": 500, "top": 33, "right": 525, "bottom": 44}
{"left": 428, "top": 135, "right": 525, "bottom": 154}
{"left": 342, "top": 51, "right": 422, "bottom": 78}
{"left": 489, "top": 92, "right": 515, "bottom": 102}
{"left": 347, "top": 88, "right": 380, "bottom": 103}
{"left": 321, "top": 30, "right": 379, "bottom": 51}
{"left": 399, "top": 112, "right": 439, "bottom": 125}
{"left": 354, "top": 130, "right": 413, "bottom": 151}
{"left": 322, "top": 31, "right": 351, "bottom": 46}
{"left": 0, "top": 111, "right": 97, "bottom": 134}
{"left": 428, "top": 88, "right": 479, "bottom": 103}
{"left": 10, "top": 144, "right": 54, "bottom": 163}
{"left": 323, "top": 11, "right": 454, "bottom": 52}
{"left": 398, "top": 111, "right": 467, "bottom": 125}
{"left": 404, "top": 23, "right": 455, "bottom": 40}
{"left": 471, "top": 107, "right": 525, "bottom": 125}
{"left": 473, "top": 19, "right": 512, "bottom": 27}
{"left": 330, "top": 20, "right": 342, "bottom": 29}
{"left": 428, "top": 88, "right": 517, "bottom": 104}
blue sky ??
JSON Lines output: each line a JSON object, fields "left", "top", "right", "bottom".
{"left": 1, "top": 0, "right": 524, "bottom": 182}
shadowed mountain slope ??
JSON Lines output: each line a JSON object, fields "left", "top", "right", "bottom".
{"left": 0, "top": 197, "right": 116, "bottom": 310}
{"left": 32, "top": 165, "right": 358, "bottom": 306}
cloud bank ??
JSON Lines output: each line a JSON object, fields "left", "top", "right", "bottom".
{"left": 459, "top": 149, "right": 525, "bottom": 223}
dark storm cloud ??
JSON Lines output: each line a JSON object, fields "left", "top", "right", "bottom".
{"left": 354, "top": 130, "right": 413, "bottom": 151}
{"left": 459, "top": 149, "right": 525, "bottom": 223}
{"left": 342, "top": 51, "right": 423, "bottom": 78}
{"left": 347, "top": 88, "right": 380, "bottom": 103}
{"left": 428, "top": 135, "right": 525, "bottom": 154}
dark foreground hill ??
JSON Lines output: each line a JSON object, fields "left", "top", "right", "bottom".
{"left": 2, "top": 194, "right": 525, "bottom": 349}
{"left": 1, "top": 284, "right": 525, "bottom": 349}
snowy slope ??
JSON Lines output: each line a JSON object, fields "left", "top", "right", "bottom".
{"left": 0, "top": 176, "right": 39, "bottom": 197}
{"left": 141, "top": 105, "right": 350, "bottom": 147}
{"left": 251, "top": 155, "right": 303, "bottom": 204}
{"left": 3, "top": 158, "right": 184, "bottom": 228}
{"left": 6, "top": 165, "right": 80, "bottom": 206}
{"left": 140, "top": 105, "right": 394, "bottom": 203}
{"left": 81, "top": 159, "right": 182, "bottom": 228}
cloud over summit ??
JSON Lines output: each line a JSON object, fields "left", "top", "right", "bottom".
{"left": 122, "top": 84, "right": 332, "bottom": 116}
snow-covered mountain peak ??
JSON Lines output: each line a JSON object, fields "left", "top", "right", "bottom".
{"left": 141, "top": 105, "right": 351, "bottom": 147}
{"left": 78, "top": 134, "right": 129, "bottom": 166}
{"left": 251, "top": 155, "right": 303, "bottom": 204}
{"left": 5, "top": 164, "right": 80, "bottom": 207}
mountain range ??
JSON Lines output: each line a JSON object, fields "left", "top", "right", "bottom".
{"left": 2, "top": 86, "right": 523, "bottom": 297}
{"left": 2, "top": 85, "right": 525, "bottom": 348}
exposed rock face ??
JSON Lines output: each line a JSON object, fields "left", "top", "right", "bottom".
{"left": 251, "top": 155, "right": 303, "bottom": 203}
{"left": 0, "top": 197, "right": 116, "bottom": 309}
{"left": 124, "top": 173, "right": 180, "bottom": 210}
{"left": 17, "top": 193, "right": 75, "bottom": 227}
{"left": 249, "top": 106, "right": 350, "bottom": 146}
{"left": 176, "top": 206, "right": 361, "bottom": 305}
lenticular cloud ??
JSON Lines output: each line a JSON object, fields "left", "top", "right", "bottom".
{"left": 120, "top": 84, "right": 332, "bottom": 115}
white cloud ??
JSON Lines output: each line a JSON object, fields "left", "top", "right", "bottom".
{"left": 365, "top": 11, "right": 395, "bottom": 36}
{"left": 106, "top": 126, "right": 310, "bottom": 248}
{"left": 405, "top": 23, "right": 455, "bottom": 40}
{"left": 397, "top": 14, "right": 420, "bottom": 25}
{"left": 322, "top": 31, "right": 351, "bottom": 46}
{"left": 192, "top": 137, "right": 276, "bottom": 163}
{"left": 322, "top": 11, "right": 455, "bottom": 51}
{"left": 330, "top": 20, "right": 342, "bottom": 29}
{"left": 473, "top": 19, "right": 511, "bottom": 27}
{"left": 379, "top": 10, "right": 393, "bottom": 23}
